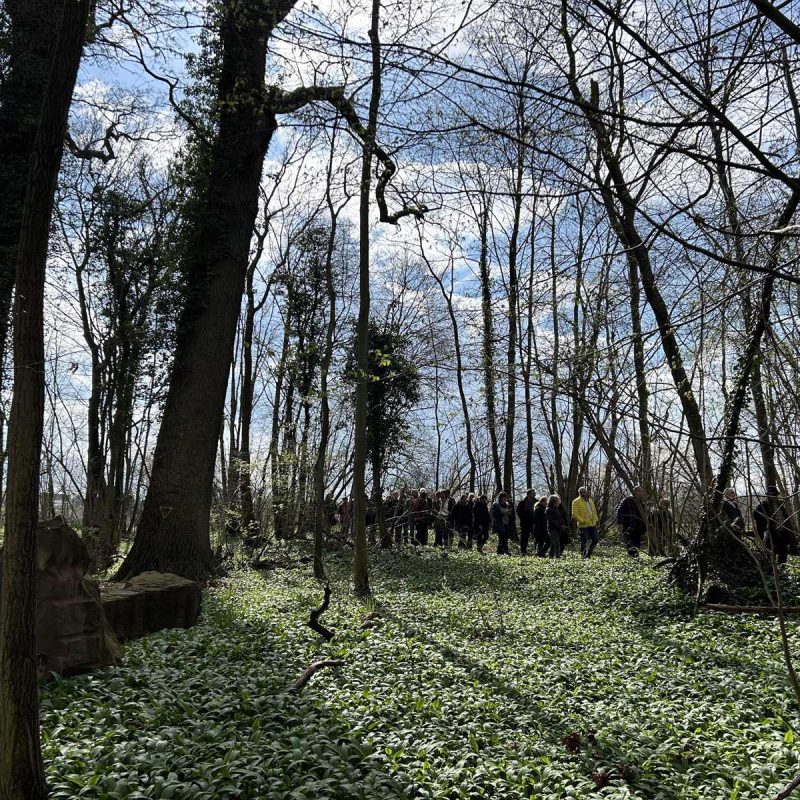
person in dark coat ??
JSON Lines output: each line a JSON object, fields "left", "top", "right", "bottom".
{"left": 533, "top": 495, "right": 549, "bottom": 556}
{"left": 721, "top": 487, "right": 745, "bottom": 535}
{"left": 411, "top": 488, "right": 432, "bottom": 546}
{"left": 466, "top": 493, "right": 477, "bottom": 548}
{"left": 473, "top": 494, "right": 490, "bottom": 552}
{"left": 546, "top": 494, "right": 565, "bottom": 558}
{"left": 452, "top": 493, "right": 473, "bottom": 549}
{"left": 754, "top": 486, "right": 794, "bottom": 566}
{"left": 617, "top": 485, "right": 647, "bottom": 556}
{"left": 492, "top": 491, "right": 513, "bottom": 555}
{"left": 516, "top": 489, "right": 537, "bottom": 556}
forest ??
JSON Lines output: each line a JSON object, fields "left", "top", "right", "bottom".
{"left": 2, "top": 0, "right": 800, "bottom": 797}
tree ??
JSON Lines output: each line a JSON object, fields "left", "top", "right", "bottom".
{"left": 117, "top": 0, "right": 298, "bottom": 580}
{"left": 0, "top": 1, "right": 90, "bottom": 796}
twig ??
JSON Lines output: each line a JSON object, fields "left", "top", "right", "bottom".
{"left": 775, "top": 769, "right": 800, "bottom": 800}
{"left": 289, "top": 659, "right": 344, "bottom": 694}
{"left": 308, "top": 584, "right": 335, "bottom": 641}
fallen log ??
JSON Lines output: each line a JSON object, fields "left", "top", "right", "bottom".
{"left": 775, "top": 769, "right": 800, "bottom": 800}
{"left": 290, "top": 659, "right": 344, "bottom": 694}
{"left": 701, "top": 603, "right": 800, "bottom": 615}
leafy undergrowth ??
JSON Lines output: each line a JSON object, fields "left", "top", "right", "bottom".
{"left": 42, "top": 547, "right": 800, "bottom": 799}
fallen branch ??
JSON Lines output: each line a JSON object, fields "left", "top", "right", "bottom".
{"left": 775, "top": 769, "right": 800, "bottom": 800}
{"left": 289, "top": 659, "right": 344, "bottom": 694}
{"left": 308, "top": 584, "right": 335, "bottom": 641}
{"left": 701, "top": 603, "right": 800, "bottom": 615}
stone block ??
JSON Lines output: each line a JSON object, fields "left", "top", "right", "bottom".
{"left": 101, "top": 571, "right": 201, "bottom": 641}
{"left": 0, "top": 516, "right": 118, "bottom": 676}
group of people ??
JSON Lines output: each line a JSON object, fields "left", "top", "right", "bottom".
{"left": 722, "top": 485, "right": 797, "bottom": 565}
{"left": 332, "top": 483, "right": 798, "bottom": 563}
{"left": 335, "top": 486, "right": 608, "bottom": 559}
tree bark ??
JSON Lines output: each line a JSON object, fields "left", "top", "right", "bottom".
{"left": 478, "top": 199, "right": 503, "bottom": 495}
{"left": 0, "top": 0, "right": 61, "bottom": 375}
{"left": 0, "top": 1, "right": 89, "bottom": 798}
{"left": 503, "top": 136, "right": 524, "bottom": 494}
{"left": 352, "top": 0, "right": 383, "bottom": 598}
{"left": 312, "top": 166, "right": 341, "bottom": 580}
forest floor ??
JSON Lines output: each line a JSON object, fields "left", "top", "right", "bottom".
{"left": 42, "top": 544, "right": 800, "bottom": 799}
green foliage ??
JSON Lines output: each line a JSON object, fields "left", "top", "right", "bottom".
{"left": 42, "top": 550, "right": 800, "bottom": 799}
{"left": 345, "top": 319, "right": 421, "bottom": 465}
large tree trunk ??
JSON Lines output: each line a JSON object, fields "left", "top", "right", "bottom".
{"left": 0, "top": 2, "right": 89, "bottom": 797}
{"left": 117, "top": 0, "right": 297, "bottom": 580}
{"left": 0, "top": 0, "right": 61, "bottom": 373}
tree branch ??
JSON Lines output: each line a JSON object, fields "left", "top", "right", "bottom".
{"left": 289, "top": 659, "right": 344, "bottom": 694}
{"left": 270, "top": 85, "right": 427, "bottom": 225}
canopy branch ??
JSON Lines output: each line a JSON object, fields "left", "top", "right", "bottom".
{"left": 270, "top": 84, "right": 427, "bottom": 224}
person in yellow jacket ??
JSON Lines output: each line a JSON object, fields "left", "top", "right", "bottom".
{"left": 571, "top": 487, "right": 600, "bottom": 559}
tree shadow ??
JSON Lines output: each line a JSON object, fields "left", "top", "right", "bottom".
{"left": 41, "top": 608, "right": 416, "bottom": 800}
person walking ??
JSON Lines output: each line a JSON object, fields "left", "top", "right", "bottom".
{"left": 616, "top": 486, "right": 647, "bottom": 556}
{"left": 492, "top": 492, "right": 513, "bottom": 555}
{"left": 433, "top": 489, "right": 455, "bottom": 547}
{"left": 546, "top": 494, "right": 565, "bottom": 557}
{"left": 754, "top": 486, "right": 794, "bottom": 566}
{"left": 571, "top": 486, "right": 599, "bottom": 559}
{"left": 721, "top": 487, "right": 745, "bottom": 535}
{"left": 466, "top": 493, "right": 477, "bottom": 549}
{"left": 516, "top": 489, "right": 537, "bottom": 556}
{"left": 452, "top": 493, "right": 473, "bottom": 549}
{"left": 474, "top": 494, "right": 491, "bottom": 552}
{"left": 533, "top": 495, "right": 549, "bottom": 556}
{"left": 411, "top": 488, "right": 432, "bottom": 546}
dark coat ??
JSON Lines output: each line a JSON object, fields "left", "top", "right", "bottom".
{"left": 533, "top": 505, "right": 547, "bottom": 539}
{"left": 451, "top": 501, "right": 472, "bottom": 529}
{"left": 616, "top": 496, "right": 646, "bottom": 534}
{"left": 722, "top": 498, "right": 744, "bottom": 530}
{"left": 492, "top": 501, "right": 513, "bottom": 534}
{"left": 754, "top": 498, "right": 791, "bottom": 539}
{"left": 546, "top": 506, "right": 564, "bottom": 536}
{"left": 474, "top": 501, "right": 490, "bottom": 529}
{"left": 516, "top": 496, "right": 536, "bottom": 530}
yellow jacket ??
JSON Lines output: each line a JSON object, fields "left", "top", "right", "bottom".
{"left": 571, "top": 495, "right": 599, "bottom": 528}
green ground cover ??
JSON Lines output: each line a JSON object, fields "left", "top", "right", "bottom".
{"left": 42, "top": 547, "right": 800, "bottom": 799}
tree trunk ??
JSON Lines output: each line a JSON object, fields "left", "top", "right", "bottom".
{"left": 0, "top": 2, "right": 88, "bottom": 798}
{"left": 312, "top": 163, "right": 341, "bottom": 580}
{"left": 352, "top": 0, "right": 382, "bottom": 599}
{"left": 427, "top": 259, "right": 476, "bottom": 492}
{"left": 0, "top": 0, "right": 61, "bottom": 374}
{"left": 117, "top": 0, "right": 298, "bottom": 580}
{"left": 478, "top": 199, "right": 503, "bottom": 494}
{"left": 503, "top": 141, "right": 524, "bottom": 494}
{"left": 560, "top": 13, "right": 714, "bottom": 488}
